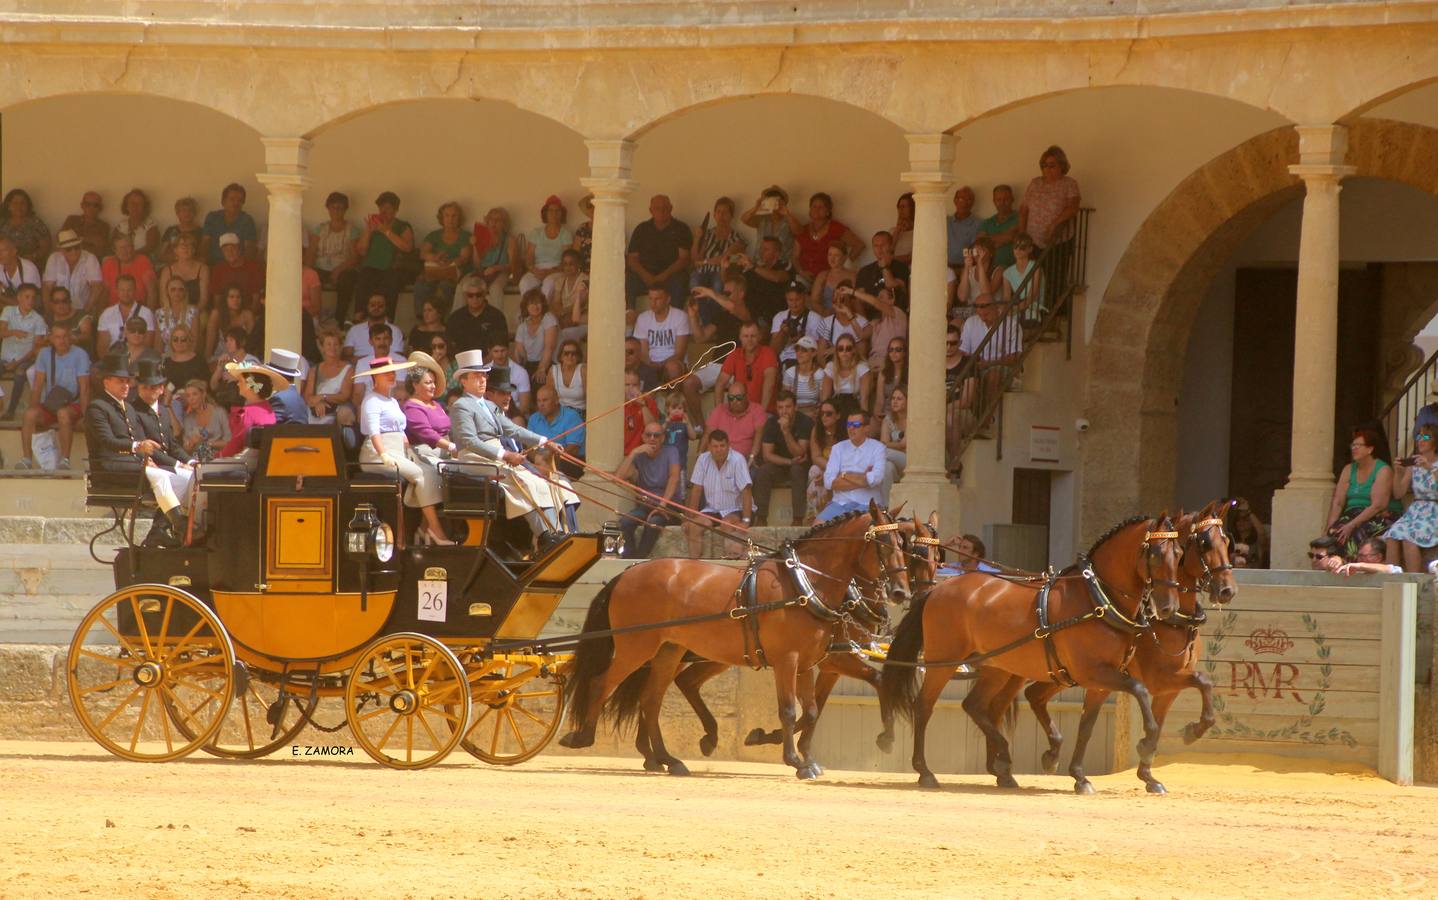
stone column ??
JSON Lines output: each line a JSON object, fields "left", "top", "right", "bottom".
{"left": 1270, "top": 125, "right": 1355, "bottom": 568}
{"left": 890, "top": 134, "right": 961, "bottom": 531}
{"left": 579, "top": 139, "right": 637, "bottom": 474}
{"left": 257, "top": 137, "right": 312, "bottom": 358}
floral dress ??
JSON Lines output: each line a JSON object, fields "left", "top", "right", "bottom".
{"left": 1385, "top": 463, "right": 1438, "bottom": 548}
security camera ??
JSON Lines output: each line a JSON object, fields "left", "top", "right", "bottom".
{"left": 1075, "top": 417, "right": 1091, "bottom": 433}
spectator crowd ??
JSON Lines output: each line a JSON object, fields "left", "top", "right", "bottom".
{"left": 0, "top": 145, "right": 1082, "bottom": 557}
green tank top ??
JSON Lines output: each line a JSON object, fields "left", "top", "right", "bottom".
{"left": 1345, "top": 460, "right": 1403, "bottom": 514}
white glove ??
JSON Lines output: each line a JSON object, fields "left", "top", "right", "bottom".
{"left": 379, "top": 453, "right": 395, "bottom": 467}
{"left": 535, "top": 436, "right": 548, "bottom": 449}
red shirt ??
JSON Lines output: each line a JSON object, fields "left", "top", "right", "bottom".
{"left": 623, "top": 396, "right": 659, "bottom": 455}
{"left": 704, "top": 401, "right": 769, "bottom": 460}
{"left": 101, "top": 255, "right": 156, "bottom": 302}
{"left": 210, "top": 258, "right": 266, "bottom": 303}
{"left": 794, "top": 220, "right": 849, "bottom": 278}
{"left": 720, "top": 345, "right": 779, "bottom": 410}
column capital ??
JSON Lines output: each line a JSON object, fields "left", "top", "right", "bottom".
{"left": 902, "top": 133, "right": 957, "bottom": 193}
{"left": 579, "top": 175, "right": 638, "bottom": 200}
{"left": 1288, "top": 163, "right": 1356, "bottom": 183}
{"left": 584, "top": 138, "right": 635, "bottom": 181}
{"left": 260, "top": 136, "right": 312, "bottom": 176}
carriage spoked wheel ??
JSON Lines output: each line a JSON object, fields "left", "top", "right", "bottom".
{"left": 167, "top": 665, "right": 320, "bottom": 759}
{"left": 344, "top": 633, "right": 471, "bottom": 769}
{"left": 66, "top": 585, "right": 235, "bottom": 762}
{"left": 454, "top": 659, "right": 566, "bottom": 766}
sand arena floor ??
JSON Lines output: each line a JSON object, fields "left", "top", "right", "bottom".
{"left": 1, "top": 740, "right": 1434, "bottom": 898}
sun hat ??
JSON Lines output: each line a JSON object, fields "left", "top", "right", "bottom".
{"left": 407, "top": 350, "right": 446, "bottom": 394}
{"left": 354, "top": 355, "right": 416, "bottom": 379}
{"left": 225, "top": 362, "right": 291, "bottom": 396}
{"left": 56, "top": 229, "right": 83, "bottom": 250}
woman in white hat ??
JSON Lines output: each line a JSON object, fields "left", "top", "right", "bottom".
{"left": 359, "top": 355, "right": 452, "bottom": 545}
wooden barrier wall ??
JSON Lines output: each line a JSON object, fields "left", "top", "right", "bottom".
{"left": 1157, "top": 573, "right": 1418, "bottom": 783}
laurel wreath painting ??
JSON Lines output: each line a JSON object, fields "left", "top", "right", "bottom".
{"left": 1202, "top": 610, "right": 1358, "bottom": 748}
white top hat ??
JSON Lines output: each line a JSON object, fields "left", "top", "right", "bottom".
{"left": 454, "top": 349, "right": 492, "bottom": 375}
{"left": 265, "top": 348, "right": 303, "bottom": 378}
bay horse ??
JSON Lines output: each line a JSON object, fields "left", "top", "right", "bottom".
{"left": 1016, "top": 502, "right": 1237, "bottom": 794}
{"left": 627, "top": 511, "right": 944, "bottom": 773}
{"left": 879, "top": 514, "right": 1182, "bottom": 790}
{"left": 560, "top": 500, "right": 914, "bottom": 779}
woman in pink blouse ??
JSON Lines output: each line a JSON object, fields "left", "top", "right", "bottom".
{"left": 219, "top": 362, "right": 286, "bottom": 456}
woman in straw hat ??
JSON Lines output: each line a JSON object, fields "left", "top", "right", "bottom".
{"left": 359, "top": 355, "right": 453, "bottom": 545}
{"left": 219, "top": 360, "right": 287, "bottom": 457}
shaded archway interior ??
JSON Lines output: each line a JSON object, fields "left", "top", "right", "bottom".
{"left": 0, "top": 93, "right": 265, "bottom": 229}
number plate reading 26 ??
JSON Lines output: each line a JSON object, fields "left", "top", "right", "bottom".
{"left": 417, "top": 580, "right": 448, "bottom": 623}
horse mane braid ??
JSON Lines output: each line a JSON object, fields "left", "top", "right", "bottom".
{"left": 1085, "top": 514, "right": 1153, "bottom": 558}
{"left": 793, "top": 509, "right": 869, "bottom": 542}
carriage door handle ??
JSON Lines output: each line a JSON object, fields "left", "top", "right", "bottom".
{"left": 255, "top": 582, "right": 270, "bottom": 592}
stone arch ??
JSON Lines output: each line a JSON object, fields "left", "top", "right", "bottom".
{"left": 1, "top": 89, "right": 261, "bottom": 136}
{"left": 1083, "top": 119, "right": 1438, "bottom": 537}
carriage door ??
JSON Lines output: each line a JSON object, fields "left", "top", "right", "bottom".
{"left": 264, "top": 497, "right": 335, "bottom": 593}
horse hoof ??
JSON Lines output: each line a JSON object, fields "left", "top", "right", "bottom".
{"left": 875, "top": 732, "right": 894, "bottom": 754}
{"left": 796, "top": 763, "right": 820, "bottom": 780}
{"left": 558, "top": 731, "right": 591, "bottom": 750}
{"left": 807, "top": 761, "right": 824, "bottom": 777}
{"left": 1073, "top": 780, "right": 1095, "bottom": 796}
{"left": 1146, "top": 781, "right": 1167, "bottom": 795}
{"left": 1040, "top": 750, "right": 1060, "bottom": 775}
{"left": 996, "top": 773, "right": 1019, "bottom": 790}
{"left": 698, "top": 733, "right": 718, "bottom": 757}
{"left": 643, "top": 759, "right": 665, "bottom": 773}
{"left": 666, "top": 760, "right": 691, "bottom": 777}
{"left": 743, "top": 727, "right": 769, "bottom": 746}
{"left": 917, "top": 773, "right": 940, "bottom": 790}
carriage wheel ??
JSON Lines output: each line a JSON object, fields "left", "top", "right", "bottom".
{"left": 66, "top": 585, "right": 235, "bottom": 762}
{"left": 345, "top": 633, "right": 470, "bottom": 770}
{"left": 168, "top": 665, "right": 320, "bottom": 759}
{"left": 456, "top": 660, "right": 566, "bottom": 766}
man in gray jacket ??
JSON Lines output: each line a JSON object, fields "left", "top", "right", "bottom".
{"left": 450, "top": 350, "right": 577, "bottom": 549}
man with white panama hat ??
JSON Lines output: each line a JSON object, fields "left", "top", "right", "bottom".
{"left": 450, "top": 349, "right": 577, "bottom": 549}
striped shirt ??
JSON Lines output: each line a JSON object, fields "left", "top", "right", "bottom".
{"left": 690, "top": 449, "right": 752, "bottom": 515}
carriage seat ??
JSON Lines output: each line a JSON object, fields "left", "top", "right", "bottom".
{"left": 348, "top": 464, "right": 404, "bottom": 491}
{"left": 438, "top": 460, "right": 504, "bottom": 518}
{"left": 85, "top": 470, "right": 155, "bottom": 509}
{"left": 197, "top": 459, "right": 252, "bottom": 493}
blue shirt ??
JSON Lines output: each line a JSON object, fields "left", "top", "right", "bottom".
{"left": 202, "top": 210, "right": 259, "bottom": 264}
{"left": 946, "top": 214, "right": 981, "bottom": 267}
{"left": 269, "top": 386, "right": 310, "bottom": 425}
{"left": 34, "top": 345, "right": 91, "bottom": 395}
{"left": 527, "top": 406, "right": 585, "bottom": 453}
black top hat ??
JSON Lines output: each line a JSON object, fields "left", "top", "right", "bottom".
{"left": 134, "top": 356, "right": 167, "bottom": 387}
{"left": 486, "top": 365, "right": 516, "bottom": 394}
{"left": 94, "top": 350, "right": 135, "bottom": 380}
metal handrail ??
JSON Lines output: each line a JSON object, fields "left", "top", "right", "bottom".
{"left": 1381, "top": 345, "right": 1438, "bottom": 461}
{"left": 946, "top": 208, "right": 1092, "bottom": 472}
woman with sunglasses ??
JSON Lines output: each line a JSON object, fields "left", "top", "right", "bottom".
{"left": 162, "top": 323, "right": 209, "bottom": 398}
{"left": 822, "top": 285, "right": 870, "bottom": 361}
{"left": 1019, "top": 144, "right": 1081, "bottom": 253}
{"left": 427, "top": 335, "right": 457, "bottom": 390}
{"left": 782, "top": 335, "right": 823, "bottom": 416}
{"left": 549, "top": 338, "right": 586, "bottom": 415}
{"left": 821, "top": 335, "right": 872, "bottom": 413}
{"left": 156, "top": 277, "right": 203, "bottom": 348}
{"left": 1382, "top": 430, "right": 1438, "bottom": 571}
{"left": 805, "top": 398, "right": 852, "bottom": 524}
{"left": 1326, "top": 426, "right": 1402, "bottom": 559}
{"left": 407, "top": 297, "right": 447, "bottom": 357}
{"left": 878, "top": 336, "right": 908, "bottom": 413}
{"left": 157, "top": 233, "right": 209, "bottom": 312}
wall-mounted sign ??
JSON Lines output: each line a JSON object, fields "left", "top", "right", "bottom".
{"left": 1029, "top": 424, "right": 1061, "bottom": 463}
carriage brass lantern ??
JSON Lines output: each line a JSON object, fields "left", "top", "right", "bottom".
{"left": 346, "top": 503, "right": 394, "bottom": 562}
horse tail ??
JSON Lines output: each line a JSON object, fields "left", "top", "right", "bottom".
{"left": 880, "top": 588, "right": 929, "bottom": 725}
{"left": 564, "top": 574, "right": 618, "bottom": 729}
{"left": 607, "top": 665, "right": 650, "bottom": 733}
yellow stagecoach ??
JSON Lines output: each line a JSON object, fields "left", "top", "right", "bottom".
{"left": 66, "top": 424, "right": 622, "bottom": 769}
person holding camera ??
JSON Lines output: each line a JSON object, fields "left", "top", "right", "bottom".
{"left": 737, "top": 235, "right": 795, "bottom": 327}
{"left": 769, "top": 280, "right": 824, "bottom": 368}
{"left": 352, "top": 191, "right": 415, "bottom": 321}
{"left": 741, "top": 186, "right": 798, "bottom": 269}
{"left": 855, "top": 230, "right": 909, "bottom": 312}
{"left": 1382, "top": 430, "right": 1438, "bottom": 571}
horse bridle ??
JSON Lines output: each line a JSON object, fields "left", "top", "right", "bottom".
{"left": 909, "top": 523, "right": 942, "bottom": 590}
{"left": 1181, "top": 515, "right": 1234, "bottom": 601}
{"left": 862, "top": 520, "right": 911, "bottom": 602}
{"left": 1136, "top": 526, "right": 1183, "bottom": 622}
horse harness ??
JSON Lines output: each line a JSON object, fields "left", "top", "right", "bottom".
{"left": 730, "top": 525, "right": 905, "bottom": 670}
